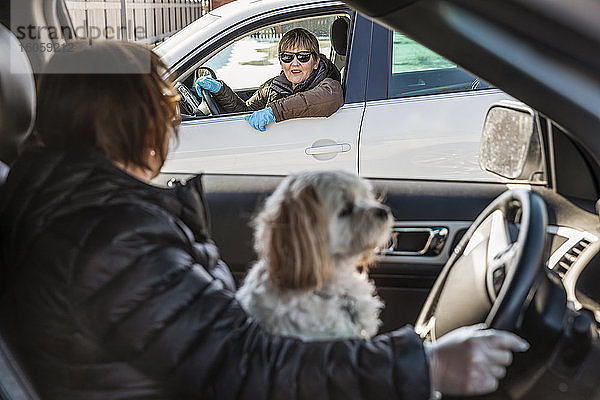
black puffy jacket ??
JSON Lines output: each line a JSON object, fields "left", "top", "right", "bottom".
{"left": 0, "top": 146, "right": 430, "bottom": 400}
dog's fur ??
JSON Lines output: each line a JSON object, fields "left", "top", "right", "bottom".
{"left": 236, "top": 170, "right": 393, "bottom": 341}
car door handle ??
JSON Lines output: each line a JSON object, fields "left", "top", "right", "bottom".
{"left": 380, "top": 227, "right": 449, "bottom": 256}
{"left": 305, "top": 143, "right": 351, "bottom": 155}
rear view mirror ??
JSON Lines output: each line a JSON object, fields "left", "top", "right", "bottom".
{"left": 479, "top": 101, "right": 544, "bottom": 181}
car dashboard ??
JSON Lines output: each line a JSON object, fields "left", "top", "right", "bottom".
{"left": 547, "top": 225, "right": 597, "bottom": 314}
{"left": 542, "top": 188, "right": 600, "bottom": 320}
{"left": 520, "top": 188, "right": 600, "bottom": 399}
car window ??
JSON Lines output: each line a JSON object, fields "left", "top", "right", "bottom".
{"left": 203, "top": 15, "right": 343, "bottom": 96}
{"left": 388, "top": 31, "right": 493, "bottom": 99}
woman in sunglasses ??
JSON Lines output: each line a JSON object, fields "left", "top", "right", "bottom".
{"left": 194, "top": 27, "right": 344, "bottom": 132}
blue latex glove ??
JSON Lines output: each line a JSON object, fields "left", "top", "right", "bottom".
{"left": 245, "top": 107, "right": 276, "bottom": 132}
{"left": 193, "top": 76, "right": 222, "bottom": 98}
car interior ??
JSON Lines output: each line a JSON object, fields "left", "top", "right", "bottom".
{"left": 4, "top": 0, "right": 600, "bottom": 399}
{"left": 176, "top": 14, "right": 351, "bottom": 119}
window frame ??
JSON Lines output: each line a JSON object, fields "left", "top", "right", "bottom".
{"left": 365, "top": 28, "right": 498, "bottom": 102}
{"left": 389, "top": 30, "right": 493, "bottom": 99}
{"left": 200, "top": 13, "right": 351, "bottom": 95}
{"left": 171, "top": 6, "right": 367, "bottom": 119}
{"left": 169, "top": 5, "right": 353, "bottom": 83}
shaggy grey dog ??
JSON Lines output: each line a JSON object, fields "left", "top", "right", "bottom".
{"left": 236, "top": 170, "right": 392, "bottom": 341}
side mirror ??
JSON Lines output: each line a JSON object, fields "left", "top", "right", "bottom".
{"left": 479, "top": 101, "right": 545, "bottom": 182}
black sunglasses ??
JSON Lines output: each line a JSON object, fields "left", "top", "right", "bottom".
{"left": 279, "top": 51, "right": 315, "bottom": 63}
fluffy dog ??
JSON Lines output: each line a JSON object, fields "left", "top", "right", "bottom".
{"left": 236, "top": 170, "right": 393, "bottom": 341}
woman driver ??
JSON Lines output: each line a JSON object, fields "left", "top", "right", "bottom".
{"left": 194, "top": 28, "right": 344, "bottom": 131}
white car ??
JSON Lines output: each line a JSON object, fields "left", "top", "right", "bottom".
{"left": 154, "top": 0, "right": 512, "bottom": 181}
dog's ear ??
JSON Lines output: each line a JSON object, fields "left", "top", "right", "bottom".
{"left": 255, "top": 181, "right": 332, "bottom": 291}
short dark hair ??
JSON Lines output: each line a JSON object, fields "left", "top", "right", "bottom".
{"left": 278, "top": 28, "right": 319, "bottom": 56}
{"left": 36, "top": 41, "right": 180, "bottom": 171}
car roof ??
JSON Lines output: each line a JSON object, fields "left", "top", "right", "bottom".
{"left": 155, "top": 0, "right": 345, "bottom": 69}
{"left": 341, "top": 0, "right": 600, "bottom": 168}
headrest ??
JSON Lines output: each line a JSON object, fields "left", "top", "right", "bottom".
{"left": 0, "top": 24, "right": 36, "bottom": 165}
{"left": 331, "top": 18, "right": 349, "bottom": 57}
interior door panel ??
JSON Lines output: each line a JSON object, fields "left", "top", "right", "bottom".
{"left": 195, "top": 174, "right": 509, "bottom": 333}
{"left": 202, "top": 175, "right": 283, "bottom": 284}
{"left": 367, "top": 179, "right": 508, "bottom": 331}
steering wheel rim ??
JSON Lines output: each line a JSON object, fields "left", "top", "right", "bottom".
{"left": 195, "top": 66, "right": 223, "bottom": 116}
{"left": 174, "top": 82, "right": 202, "bottom": 117}
{"left": 415, "top": 189, "right": 547, "bottom": 341}
{"left": 201, "top": 87, "right": 222, "bottom": 116}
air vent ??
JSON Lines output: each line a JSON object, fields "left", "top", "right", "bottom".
{"left": 554, "top": 239, "right": 591, "bottom": 277}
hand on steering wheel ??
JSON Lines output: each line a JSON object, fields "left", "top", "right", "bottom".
{"left": 416, "top": 189, "right": 547, "bottom": 396}
{"left": 425, "top": 324, "right": 529, "bottom": 396}
{"left": 193, "top": 76, "right": 223, "bottom": 116}
{"left": 193, "top": 76, "right": 222, "bottom": 96}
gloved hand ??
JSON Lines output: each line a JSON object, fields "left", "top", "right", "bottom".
{"left": 424, "top": 324, "right": 529, "bottom": 396}
{"left": 193, "top": 76, "right": 222, "bottom": 98}
{"left": 244, "top": 107, "right": 276, "bottom": 132}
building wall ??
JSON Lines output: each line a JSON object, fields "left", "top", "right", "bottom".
{"left": 64, "top": 0, "right": 211, "bottom": 44}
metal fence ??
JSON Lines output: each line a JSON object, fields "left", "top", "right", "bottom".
{"left": 64, "top": 0, "right": 210, "bottom": 44}
{"left": 249, "top": 17, "right": 333, "bottom": 41}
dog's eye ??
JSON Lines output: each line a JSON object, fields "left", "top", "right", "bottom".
{"left": 339, "top": 202, "right": 354, "bottom": 217}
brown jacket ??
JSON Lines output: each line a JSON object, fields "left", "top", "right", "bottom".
{"left": 214, "top": 54, "right": 344, "bottom": 122}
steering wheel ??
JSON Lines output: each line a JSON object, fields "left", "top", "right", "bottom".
{"left": 415, "top": 189, "right": 547, "bottom": 341}
{"left": 201, "top": 87, "right": 222, "bottom": 115}
{"left": 175, "top": 82, "right": 203, "bottom": 117}
{"left": 195, "top": 66, "right": 223, "bottom": 116}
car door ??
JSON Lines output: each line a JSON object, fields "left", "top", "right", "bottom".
{"left": 358, "top": 21, "right": 513, "bottom": 181}
{"left": 161, "top": 8, "right": 370, "bottom": 176}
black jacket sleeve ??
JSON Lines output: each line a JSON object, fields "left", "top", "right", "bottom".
{"left": 72, "top": 208, "right": 431, "bottom": 400}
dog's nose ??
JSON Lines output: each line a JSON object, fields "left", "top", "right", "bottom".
{"left": 375, "top": 206, "right": 390, "bottom": 219}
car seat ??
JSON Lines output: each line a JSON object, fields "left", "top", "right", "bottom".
{"left": 0, "top": 24, "right": 36, "bottom": 181}
{"left": 0, "top": 23, "right": 41, "bottom": 400}
{"left": 330, "top": 17, "right": 349, "bottom": 84}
